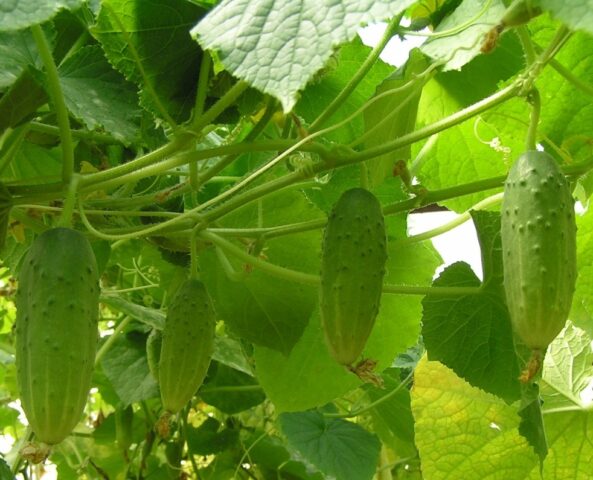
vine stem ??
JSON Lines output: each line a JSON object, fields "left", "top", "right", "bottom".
{"left": 324, "top": 370, "right": 414, "bottom": 419}
{"left": 57, "top": 174, "right": 81, "bottom": 228}
{"left": 394, "top": 192, "right": 504, "bottom": 247}
{"left": 94, "top": 315, "right": 133, "bottom": 366}
{"left": 31, "top": 25, "right": 75, "bottom": 185}
{"left": 28, "top": 122, "right": 122, "bottom": 144}
{"left": 525, "top": 88, "right": 541, "bottom": 151}
{"left": 309, "top": 13, "right": 403, "bottom": 131}
{"left": 78, "top": 80, "right": 250, "bottom": 191}
{"left": 202, "top": 230, "right": 481, "bottom": 296}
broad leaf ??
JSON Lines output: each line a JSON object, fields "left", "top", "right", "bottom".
{"left": 199, "top": 190, "right": 320, "bottom": 354}
{"left": 58, "top": 45, "right": 141, "bottom": 144}
{"left": 422, "top": 211, "right": 521, "bottom": 402}
{"left": 363, "top": 48, "right": 428, "bottom": 187}
{"left": 200, "top": 363, "right": 265, "bottom": 414}
{"left": 0, "top": 29, "right": 41, "bottom": 90}
{"left": 541, "top": 0, "right": 593, "bottom": 35}
{"left": 92, "top": 0, "right": 206, "bottom": 124}
{"left": 421, "top": 0, "right": 505, "bottom": 70}
{"left": 100, "top": 332, "right": 159, "bottom": 405}
{"left": 279, "top": 410, "right": 381, "bottom": 480}
{"left": 411, "top": 356, "right": 539, "bottom": 479}
{"left": 254, "top": 311, "right": 358, "bottom": 413}
{"left": 0, "top": 0, "right": 83, "bottom": 31}
{"left": 192, "top": 0, "right": 416, "bottom": 112}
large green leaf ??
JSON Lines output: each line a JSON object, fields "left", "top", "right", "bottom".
{"left": 363, "top": 48, "right": 428, "bottom": 187}
{"left": 92, "top": 0, "right": 206, "bottom": 124}
{"left": 411, "top": 356, "right": 539, "bottom": 479}
{"left": 253, "top": 311, "right": 358, "bottom": 413}
{"left": 414, "top": 32, "right": 524, "bottom": 212}
{"left": 0, "top": 29, "right": 41, "bottom": 90}
{"left": 421, "top": 0, "right": 505, "bottom": 70}
{"left": 541, "top": 0, "right": 593, "bottom": 35}
{"left": 58, "top": 45, "right": 141, "bottom": 144}
{"left": 0, "top": 0, "right": 83, "bottom": 31}
{"left": 279, "top": 410, "right": 381, "bottom": 480}
{"left": 100, "top": 332, "right": 159, "bottom": 405}
{"left": 422, "top": 211, "right": 521, "bottom": 402}
{"left": 191, "top": 0, "right": 416, "bottom": 112}
{"left": 199, "top": 190, "right": 321, "bottom": 354}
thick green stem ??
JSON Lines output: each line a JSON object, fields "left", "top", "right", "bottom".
{"left": 202, "top": 230, "right": 481, "bottom": 296}
{"left": 309, "top": 14, "right": 403, "bottom": 131}
{"left": 194, "top": 52, "right": 212, "bottom": 118}
{"left": 516, "top": 25, "right": 537, "bottom": 65}
{"left": 28, "top": 122, "right": 122, "bottom": 144}
{"left": 31, "top": 25, "right": 75, "bottom": 185}
{"left": 57, "top": 174, "right": 81, "bottom": 228}
{"left": 94, "top": 315, "right": 133, "bottom": 365}
{"left": 345, "top": 82, "right": 520, "bottom": 164}
{"left": 395, "top": 193, "right": 504, "bottom": 247}
{"left": 526, "top": 88, "right": 541, "bottom": 150}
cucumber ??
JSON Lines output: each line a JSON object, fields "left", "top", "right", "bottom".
{"left": 501, "top": 151, "right": 577, "bottom": 351}
{"left": 159, "top": 279, "right": 216, "bottom": 414}
{"left": 319, "top": 188, "right": 387, "bottom": 367}
{"left": 15, "top": 228, "right": 99, "bottom": 454}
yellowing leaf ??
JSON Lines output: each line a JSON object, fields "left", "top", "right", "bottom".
{"left": 411, "top": 356, "right": 539, "bottom": 479}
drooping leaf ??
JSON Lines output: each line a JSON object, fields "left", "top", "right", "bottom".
{"left": 58, "top": 45, "right": 141, "bottom": 144}
{"left": 191, "top": 0, "right": 416, "bottom": 112}
{"left": 100, "top": 332, "right": 159, "bottom": 405}
{"left": 422, "top": 211, "right": 521, "bottom": 403}
{"left": 363, "top": 48, "right": 428, "bottom": 187}
{"left": 0, "top": 29, "right": 41, "bottom": 90}
{"left": 541, "top": 0, "right": 593, "bottom": 35}
{"left": 100, "top": 295, "right": 165, "bottom": 330}
{"left": 92, "top": 0, "right": 206, "bottom": 124}
{"left": 420, "top": 0, "right": 505, "bottom": 70}
{"left": 0, "top": 68, "right": 48, "bottom": 135}
{"left": 254, "top": 311, "right": 358, "bottom": 413}
{"left": 279, "top": 410, "right": 381, "bottom": 480}
{"left": 200, "top": 363, "right": 265, "bottom": 414}
{"left": 199, "top": 190, "right": 321, "bottom": 354}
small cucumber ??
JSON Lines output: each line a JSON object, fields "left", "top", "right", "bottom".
{"left": 501, "top": 151, "right": 577, "bottom": 351}
{"left": 319, "top": 188, "right": 387, "bottom": 367}
{"left": 16, "top": 228, "right": 99, "bottom": 454}
{"left": 159, "top": 279, "right": 216, "bottom": 414}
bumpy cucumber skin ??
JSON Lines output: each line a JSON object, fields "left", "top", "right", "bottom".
{"left": 320, "top": 188, "right": 387, "bottom": 366}
{"left": 159, "top": 279, "right": 216, "bottom": 414}
{"left": 16, "top": 228, "right": 99, "bottom": 445}
{"left": 501, "top": 151, "right": 577, "bottom": 350}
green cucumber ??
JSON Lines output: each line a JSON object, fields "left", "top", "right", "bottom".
{"left": 16, "top": 228, "right": 99, "bottom": 454}
{"left": 319, "top": 188, "right": 387, "bottom": 367}
{"left": 159, "top": 279, "right": 216, "bottom": 414}
{"left": 501, "top": 151, "right": 577, "bottom": 351}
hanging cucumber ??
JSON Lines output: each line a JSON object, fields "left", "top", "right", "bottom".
{"left": 157, "top": 278, "right": 216, "bottom": 433}
{"left": 319, "top": 188, "right": 387, "bottom": 369}
{"left": 16, "top": 228, "right": 100, "bottom": 462}
{"left": 501, "top": 151, "right": 577, "bottom": 378}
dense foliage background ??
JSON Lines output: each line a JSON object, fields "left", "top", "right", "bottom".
{"left": 2, "top": 0, "right": 593, "bottom": 478}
